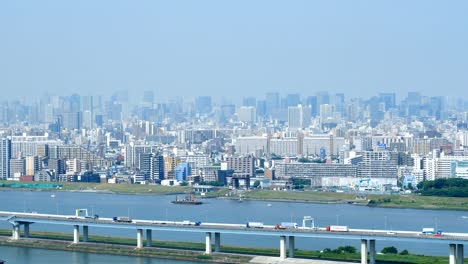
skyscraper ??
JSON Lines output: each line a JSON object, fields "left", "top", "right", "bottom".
{"left": 286, "top": 94, "right": 300, "bottom": 107}
{"left": 195, "top": 96, "right": 212, "bottom": 114}
{"left": 143, "top": 90, "right": 155, "bottom": 105}
{"left": 0, "top": 137, "right": 12, "bottom": 180}
{"left": 237, "top": 106, "right": 257, "bottom": 123}
{"left": 265, "top": 92, "right": 279, "bottom": 117}
{"left": 378, "top": 93, "right": 396, "bottom": 110}
{"left": 306, "top": 96, "right": 318, "bottom": 117}
{"left": 288, "top": 105, "right": 311, "bottom": 129}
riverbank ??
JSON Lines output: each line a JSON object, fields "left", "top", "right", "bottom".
{"left": 0, "top": 230, "right": 462, "bottom": 264}
{"left": 0, "top": 232, "right": 250, "bottom": 263}
{"left": 236, "top": 190, "right": 468, "bottom": 211}
{"left": 0, "top": 180, "right": 190, "bottom": 195}
{"left": 1, "top": 180, "right": 467, "bottom": 211}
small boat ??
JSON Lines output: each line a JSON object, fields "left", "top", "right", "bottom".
{"left": 267, "top": 203, "right": 272, "bottom": 207}
{"left": 51, "top": 194, "right": 56, "bottom": 198}
{"left": 172, "top": 194, "right": 203, "bottom": 205}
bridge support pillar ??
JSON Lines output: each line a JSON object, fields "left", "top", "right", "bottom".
{"left": 73, "top": 225, "right": 79, "bottom": 243}
{"left": 137, "top": 229, "right": 143, "bottom": 249}
{"left": 450, "top": 244, "right": 456, "bottom": 264}
{"left": 12, "top": 224, "right": 20, "bottom": 240}
{"left": 205, "top": 232, "right": 212, "bottom": 254}
{"left": 369, "top": 239, "right": 376, "bottom": 264}
{"left": 214, "top": 232, "right": 221, "bottom": 252}
{"left": 280, "top": 235, "right": 286, "bottom": 260}
{"left": 288, "top": 236, "right": 295, "bottom": 258}
{"left": 82, "top": 226, "right": 89, "bottom": 242}
{"left": 146, "top": 229, "right": 152, "bottom": 247}
{"left": 23, "top": 223, "right": 30, "bottom": 238}
{"left": 361, "top": 239, "right": 368, "bottom": 264}
{"left": 456, "top": 244, "right": 464, "bottom": 264}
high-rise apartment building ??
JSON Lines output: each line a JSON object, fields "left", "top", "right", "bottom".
{"left": 26, "top": 156, "right": 40, "bottom": 176}
{"left": 0, "top": 137, "right": 12, "bottom": 180}
{"left": 288, "top": 105, "right": 311, "bottom": 129}
{"left": 9, "top": 158, "right": 25, "bottom": 178}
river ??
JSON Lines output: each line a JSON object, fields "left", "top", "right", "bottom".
{"left": 0, "top": 190, "right": 467, "bottom": 257}
{"left": 0, "top": 245, "right": 201, "bottom": 264}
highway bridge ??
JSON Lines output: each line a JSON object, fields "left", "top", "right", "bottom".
{"left": 0, "top": 211, "right": 466, "bottom": 264}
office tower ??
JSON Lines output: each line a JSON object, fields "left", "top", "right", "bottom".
{"left": 82, "top": 110, "right": 93, "bottom": 129}
{"left": 378, "top": 93, "right": 396, "bottom": 110}
{"left": 143, "top": 90, "right": 154, "bottom": 105}
{"left": 333, "top": 93, "right": 345, "bottom": 116}
{"left": 242, "top": 97, "right": 256, "bottom": 107}
{"left": 406, "top": 92, "right": 421, "bottom": 116}
{"left": 175, "top": 163, "right": 191, "bottom": 181}
{"left": 219, "top": 104, "right": 236, "bottom": 124}
{"left": 256, "top": 100, "right": 266, "bottom": 118}
{"left": 306, "top": 96, "right": 318, "bottom": 117}
{"left": 0, "top": 137, "right": 12, "bottom": 180}
{"left": 265, "top": 92, "right": 279, "bottom": 117}
{"left": 237, "top": 106, "right": 257, "bottom": 123}
{"left": 319, "top": 104, "right": 335, "bottom": 121}
{"left": 286, "top": 94, "right": 300, "bottom": 107}
{"left": 151, "top": 154, "right": 165, "bottom": 181}
{"left": 368, "top": 96, "right": 384, "bottom": 127}
{"left": 106, "top": 102, "right": 123, "bottom": 121}
{"left": 288, "top": 105, "right": 311, "bottom": 129}
{"left": 44, "top": 104, "right": 54, "bottom": 123}
{"left": 63, "top": 112, "right": 82, "bottom": 130}
{"left": 195, "top": 96, "right": 212, "bottom": 114}
{"left": 69, "top": 94, "right": 81, "bottom": 112}
{"left": 316, "top": 91, "right": 330, "bottom": 106}
{"left": 81, "top": 95, "right": 94, "bottom": 112}
{"left": 430, "top": 96, "right": 444, "bottom": 120}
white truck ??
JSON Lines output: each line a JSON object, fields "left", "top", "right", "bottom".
{"left": 275, "top": 222, "right": 298, "bottom": 229}
{"left": 246, "top": 222, "right": 264, "bottom": 228}
{"left": 422, "top": 228, "right": 435, "bottom": 235}
{"left": 327, "top": 225, "right": 349, "bottom": 232}
{"left": 113, "top": 216, "right": 132, "bottom": 223}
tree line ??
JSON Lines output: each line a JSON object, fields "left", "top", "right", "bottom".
{"left": 417, "top": 178, "right": 468, "bottom": 197}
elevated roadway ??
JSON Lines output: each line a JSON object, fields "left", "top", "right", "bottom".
{"left": 0, "top": 211, "right": 466, "bottom": 264}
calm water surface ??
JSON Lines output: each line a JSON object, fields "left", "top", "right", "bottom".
{"left": 0, "top": 245, "right": 201, "bottom": 264}
{"left": 0, "top": 190, "right": 467, "bottom": 256}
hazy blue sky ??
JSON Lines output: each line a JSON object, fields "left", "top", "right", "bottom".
{"left": 1, "top": 1, "right": 467, "bottom": 102}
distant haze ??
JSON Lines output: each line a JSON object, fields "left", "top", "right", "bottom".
{"left": 1, "top": 1, "right": 467, "bottom": 101}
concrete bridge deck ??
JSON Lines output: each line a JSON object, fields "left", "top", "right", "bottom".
{"left": 0, "top": 211, "right": 465, "bottom": 264}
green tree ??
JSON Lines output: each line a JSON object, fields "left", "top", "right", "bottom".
{"left": 253, "top": 180, "right": 261, "bottom": 188}
{"left": 381, "top": 246, "right": 398, "bottom": 254}
{"left": 400, "top": 249, "right": 409, "bottom": 255}
{"left": 341, "top": 245, "right": 357, "bottom": 254}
